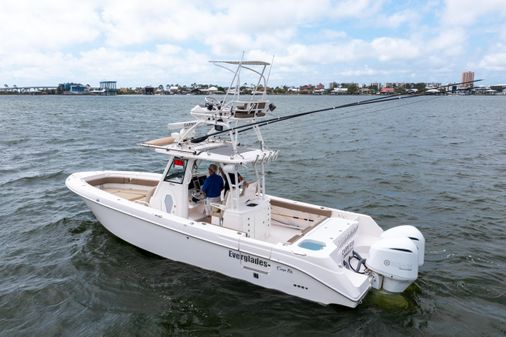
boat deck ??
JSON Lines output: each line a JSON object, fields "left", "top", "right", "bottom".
{"left": 88, "top": 176, "right": 157, "bottom": 205}
{"left": 102, "top": 188, "right": 148, "bottom": 202}
{"left": 87, "top": 177, "right": 332, "bottom": 244}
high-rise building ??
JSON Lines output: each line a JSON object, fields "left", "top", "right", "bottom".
{"left": 461, "top": 71, "right": 475, "bottom": 88}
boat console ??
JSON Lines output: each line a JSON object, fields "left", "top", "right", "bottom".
{"left": 188, "top": 175, "right": 206, "bottom": 191}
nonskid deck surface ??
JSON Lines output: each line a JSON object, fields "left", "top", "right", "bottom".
{"left": 88, "top": 176, "right": 157, "bottom": 205}
{"left": 86, "top": 176, "right": 331, "bottom": 245}
{"left": 102, "top": 188, "right": 147, "bottom": 201}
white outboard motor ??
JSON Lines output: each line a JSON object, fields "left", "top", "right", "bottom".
{"left": 367, "top": 236, "right": 419, "bottom": 293}
{"left": 380, "top": 225, "right": 425, "bottom": 266}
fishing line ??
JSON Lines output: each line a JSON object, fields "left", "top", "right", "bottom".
{"left": 189, "top": 79, "right": 479, "bottom": 144}
{"left": 239, "top": 96, "right": 435, "bottom": 136}
{"left": 325, "top": 96, "right": 441, "bottom": 127}
{"left": 191, "top": 94, "right": 423, "bottom": 143}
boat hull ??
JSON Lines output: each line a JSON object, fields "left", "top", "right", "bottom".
{"left": 66, "top": 171, "right": 371, "bottom": 307}
{"left": 81, "top": 197, "right": 363, "bottom": 307}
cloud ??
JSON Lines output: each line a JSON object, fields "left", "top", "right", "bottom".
{"left": 479, "top": 51, "right": 506, "bottom": 70}
{"left": 0, "top": 46, "right": 211, "bottom": 86}
{"left": 330, "top": 0, "right": 384, "bottom": 19}
{"left": 0, "top": 51, "right": 78, "bottom": 84}
{"left": 100, "top": 0, "right": 215, "bottom": 46}
{"left": 441, "top": 0, "right": 506, "bottom": 26}
{"left": 77, "top": 47, "right": 211, "bottom": 84}
{"left": 378, "top": 9, "right": 421, "bottom": 28}
{"left": 0, "top": 1, "right": 101, "bottom": 52}
{"left": 427, "top": 29, "right": 466, "bottom": 56}
{"left": 371, "top": 37, "right": 420, "bottom": 61}
{"left": 320, "top": 30, "right": 348, "bottom": 40}
{"left": 97, "top": 0, "right": 349, "bottom": 49}
{"left": 338, "top": 66, "right": 393, "bottom": 77}
{"left": 1, "top": 0, "right": 506, "bottom": 85}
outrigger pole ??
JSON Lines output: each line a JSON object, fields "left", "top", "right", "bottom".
{"left": 190, "top": 79, "right": 481, "bottom": 144}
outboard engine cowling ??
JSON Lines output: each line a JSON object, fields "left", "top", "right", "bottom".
{"left": 367, "top": 237, "right": 419, "bottom": 293}
{"left": 381, "top": 225, "right": 425, "bottom": 266}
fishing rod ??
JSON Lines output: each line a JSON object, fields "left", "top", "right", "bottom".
{"left": 189, "top": 79, "right": 482, "bottom": 144}
{"left": 237, "top": 94, "right": 427, "bottom": 135}
{"left": 242, "top": 78, "right": 483, "bottom": 134}
{"left": 254, "top": 94, "right": 426, "bottom": 129}
{"left": 439, "top": 79, "right": 482, "bottom": 88}
{"left": 190, "top": 94, "right": 413, "bottom": 143}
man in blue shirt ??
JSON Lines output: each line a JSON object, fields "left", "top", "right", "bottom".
{"left": 201, "top": 164, "right": 224, "bottom": 215}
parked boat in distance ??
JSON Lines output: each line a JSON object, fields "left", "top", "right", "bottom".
{"left": 66, "top": 59, "right": 425, "bottom": 308}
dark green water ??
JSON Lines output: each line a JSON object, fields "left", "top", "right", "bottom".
{"left": 0, "top": 95, "right": 505, "bottom": 336}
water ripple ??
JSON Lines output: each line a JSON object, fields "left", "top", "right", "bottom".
{"left": 1, "top": 95, "right": 505, "bottom": 336}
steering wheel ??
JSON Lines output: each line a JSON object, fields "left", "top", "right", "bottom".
{"left": 191, "top": 191, "right": 205, "bottom": 203}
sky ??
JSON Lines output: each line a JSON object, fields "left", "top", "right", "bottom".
{"left": 1, "top": 0, "right": 506, "bottom": 87}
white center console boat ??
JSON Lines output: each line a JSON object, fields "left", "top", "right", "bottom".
{"left": 66, "top": 60, "right": 425, "bottom": 308}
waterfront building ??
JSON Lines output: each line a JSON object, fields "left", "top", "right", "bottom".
{"left": 144, "top": 86, "right": 155, "bottom": 95}
{"left": 426, "top": 82, "right": 441, "bottom": 89}
{"left": 380, "top": 87, "right": 395, "bottom": 95}
{"left": 331, "top": 87, "right": 348, "bottom": 95}
{"left": 100, "top": 81, "right": 117, "bottom": 95}
{"left": 59, "top": 82, "right": 86, "bottom": 94}
{"left": 490, "top": 84, "right": 506, "bottom": 93}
